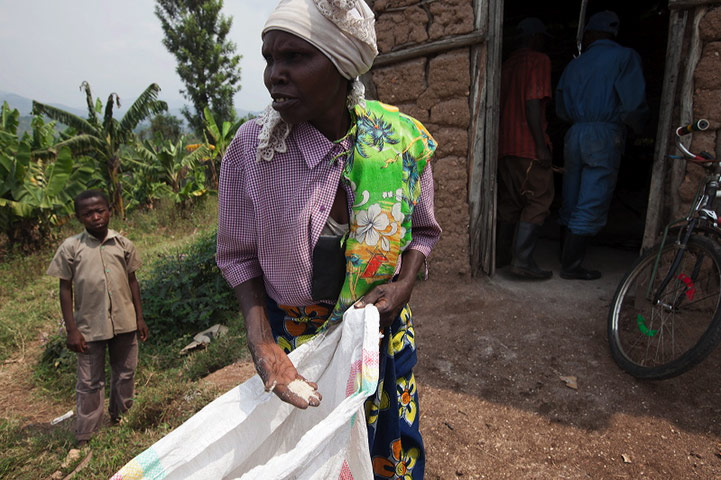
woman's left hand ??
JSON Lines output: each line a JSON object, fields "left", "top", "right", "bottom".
{"left": 355, "top": 280, "right": 414, "bottom": 328}
{"left": 354, "top": 249, "right": 426, "bottom": 328}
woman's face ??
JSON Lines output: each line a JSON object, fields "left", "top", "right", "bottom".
{"left": 262, "top": 30, "right": 349, "bottom": 139}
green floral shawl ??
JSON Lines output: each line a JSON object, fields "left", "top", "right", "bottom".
{"left": 328, "top": 100, "right": 436, "bottom": 322}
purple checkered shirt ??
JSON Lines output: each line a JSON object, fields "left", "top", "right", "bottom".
{"left": 216, "top": 118, "right": 441, "bottom": 306}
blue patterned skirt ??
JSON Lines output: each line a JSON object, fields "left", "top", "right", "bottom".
{"left": 266, "top": 298, "right": 425, "bottom": 479}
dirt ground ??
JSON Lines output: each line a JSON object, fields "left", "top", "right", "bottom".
{"left": 6, "top": 239, "right": 721, "bottom": 479}
{"left": 204, "top": 239, "right": 721, "bottom": 479}
{"left": 412, "top": 240, "right": 721, "bottom": 480}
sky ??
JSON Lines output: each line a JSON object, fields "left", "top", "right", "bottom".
{"left": 0, "top": 0, "right": 276, "bottom": 115}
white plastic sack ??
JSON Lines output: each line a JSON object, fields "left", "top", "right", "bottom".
{"left": 111, "top": 305, "right": 380, "bottom": 480}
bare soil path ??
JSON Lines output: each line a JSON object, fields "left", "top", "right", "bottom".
{"left": 0, "top": 341, "right": 69, "bottom": 426}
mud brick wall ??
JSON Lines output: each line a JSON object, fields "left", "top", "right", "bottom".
{"left": 370, "top": 0, "right": 475, "bottom": 276}
{"left": 680, "top": 7, "right": 721, "bottom": 215}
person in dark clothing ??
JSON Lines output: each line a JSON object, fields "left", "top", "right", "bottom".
{"left": 555, "top": 10, "right": 648, "bottom": 280}
{"left": 496, "top": 17, "right": 554, "bottom": 279}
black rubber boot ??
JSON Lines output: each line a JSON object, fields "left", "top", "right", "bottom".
{"left": 495, "top": 220, "right": 516, "bottom": 268}
{"left": 510, "top": 222, "right": 552, "bottom": 280}
{"left": 560, "top": 232, "right": 601, "bottom": 280}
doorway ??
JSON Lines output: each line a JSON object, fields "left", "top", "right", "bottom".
{"left": 499, "top": 1, "right": 669, "bottom": 252}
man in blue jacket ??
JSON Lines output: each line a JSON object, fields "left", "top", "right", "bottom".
{"left": 556, "top": 10, "right": 648, "bottom": 280}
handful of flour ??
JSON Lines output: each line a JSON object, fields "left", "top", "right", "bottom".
{"left": 286, "top": 379, "right": 321, "bottom": 403}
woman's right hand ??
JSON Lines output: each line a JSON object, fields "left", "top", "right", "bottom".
{"left": 66, "top": 327, "right": 87, "bottom": 353}
{"left": 250, "top": 340, "right": 322, "bottom": 409}
{"left": 235, "top": 278, "right": 322, "bottom": 409}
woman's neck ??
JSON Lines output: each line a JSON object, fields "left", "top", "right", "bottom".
{"left": 312, "top": 107, "right": 351, "bottom": 141}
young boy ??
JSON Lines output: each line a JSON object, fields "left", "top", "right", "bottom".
{"left": 47, "top": 189, "right": 149, "bottom": 446}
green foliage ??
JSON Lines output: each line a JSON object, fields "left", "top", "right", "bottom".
{"left": 39, "top": 333, "right": 76, "bottom": 371}
{"left": 203, "top": 106, "right": 244, "bottom": 188}
{"left": 0, "top": 102, "right": 100, "bottom": 249}
{"left": 32, "top": 82, "right": 168, "bottom": 216}
{"left": 35, "top": 333, "right": 77, "bottom": 397}
{"left": 1, "top": 99, "right": 20, "bottom": 133}
{"left": 141, "top": 228, "right": 236, "bottom": 342}
{"left": 127, "top": 139, "right": 212, "bottom": 210}
{"left": 155, "top": 0, "right": 242, "bottom": 134}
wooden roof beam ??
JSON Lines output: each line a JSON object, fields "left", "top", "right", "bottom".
{"left": 373, "top": 30, "right": 486, "bottom": 68}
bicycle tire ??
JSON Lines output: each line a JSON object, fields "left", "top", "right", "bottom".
{"left": 608, "top": 234, "right": 721, "bottom": 379}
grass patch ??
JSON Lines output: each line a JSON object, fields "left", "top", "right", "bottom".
{"left": 0, "top": 275, "right": 59, "bottom": 362}
{"left": 182, "top": 314, "right": 246, "bottom": 381}
{"left": 0, "top": 378, "right": 222, "bottom": 480}
{"left": 0, "top": 416, "right": 76, "bottom": 480}
{"left": 33, "top": 333, "right": 77, "bottom": 399}
{"left": 68, "top": 376, "right": 221, "bottom": 479}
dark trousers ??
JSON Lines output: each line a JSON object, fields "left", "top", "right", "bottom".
{"left": 497, "top": 155, "right": 554, "bottom": 225}
{"left": 75, "top": 331, "right": 138, "bottom": 441}
{"left": 559, "top": 122, "right": 625, "bottom": 236}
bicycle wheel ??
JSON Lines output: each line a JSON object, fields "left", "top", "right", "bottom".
{"left": 608, "top": 234, "right": 721, "bottom": 379}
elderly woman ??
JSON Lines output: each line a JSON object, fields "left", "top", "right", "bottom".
{"left": 216, "top": 0, "right": 441, "bottom": 477}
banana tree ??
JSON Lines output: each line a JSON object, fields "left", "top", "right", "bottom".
{"left": 203, "top": 106, "right": 244, "bottom": 188}
{"left": 0, "top": 108, "right": 97, "bottom": 244}
{"left": 15, "top": 146, "right": 96, "bottom": 218}
{"left": 0, "top": 107, "right": 32, "bottom": 226}
{"left": 32, "top": 82, "right": 168, "bottom": 216}
{"left": 129, "top": 139, "right": 212, "bottom": 208}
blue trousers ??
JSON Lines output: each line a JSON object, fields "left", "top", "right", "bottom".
{"left": 559, "top": 122, "right": 626, "bottom": 236}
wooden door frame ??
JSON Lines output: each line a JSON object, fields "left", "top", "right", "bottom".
{"left": 643, "top": 4, "right": 706, "bottom": 250}
{"left": 469, "top": 0, "right": 701, "bottom": 274}
{"left": 469, "top": 0, "right": 504, "bottom": 276}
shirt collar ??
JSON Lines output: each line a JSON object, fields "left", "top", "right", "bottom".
{"left": 293, "top": 122, "right": 355, "bottom": 169}
{"left": 81, "top": 228, "right": 119, "bottom": 246}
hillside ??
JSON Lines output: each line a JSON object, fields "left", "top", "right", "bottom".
{"left": 0, "top": 89, "right": 254, "bottom": 136}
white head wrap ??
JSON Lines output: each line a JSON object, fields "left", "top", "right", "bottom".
{"left": 263, "top": 0, "right": 377, "bottom": 80}
{"left": 256, "top": 0, "right": 378, "bottom": 162}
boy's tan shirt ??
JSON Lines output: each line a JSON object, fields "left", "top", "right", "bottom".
{"left": 47, "top": 229, "right": 142, "bottom": 342}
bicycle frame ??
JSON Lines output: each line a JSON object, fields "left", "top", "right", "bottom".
{"left": 646, "top": 120, "right": 721, "bottom": 304}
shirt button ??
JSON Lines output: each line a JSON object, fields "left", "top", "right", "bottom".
{"left": 320, "top": 206, "right": 326, "bottom": 212}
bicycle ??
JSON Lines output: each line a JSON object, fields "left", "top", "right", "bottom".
{"left": 607, "top": 119, "right": 721, "bottom": 379}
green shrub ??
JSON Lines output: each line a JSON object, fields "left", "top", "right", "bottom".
{"left": 39, "top": 333, "right": 75, "bottom": 371}
{"left": 34, "top": 333, "right": 77, "bottom": 396}
{"left": 140, "top": 229, "right": 237, "bottom": 342}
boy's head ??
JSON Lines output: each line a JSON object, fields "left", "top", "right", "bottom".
{"left": 74, "top": 189, "right": 110, "bottom": 214}
{"left": 74, "top": 190, "right": 111, "bottom": 238}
